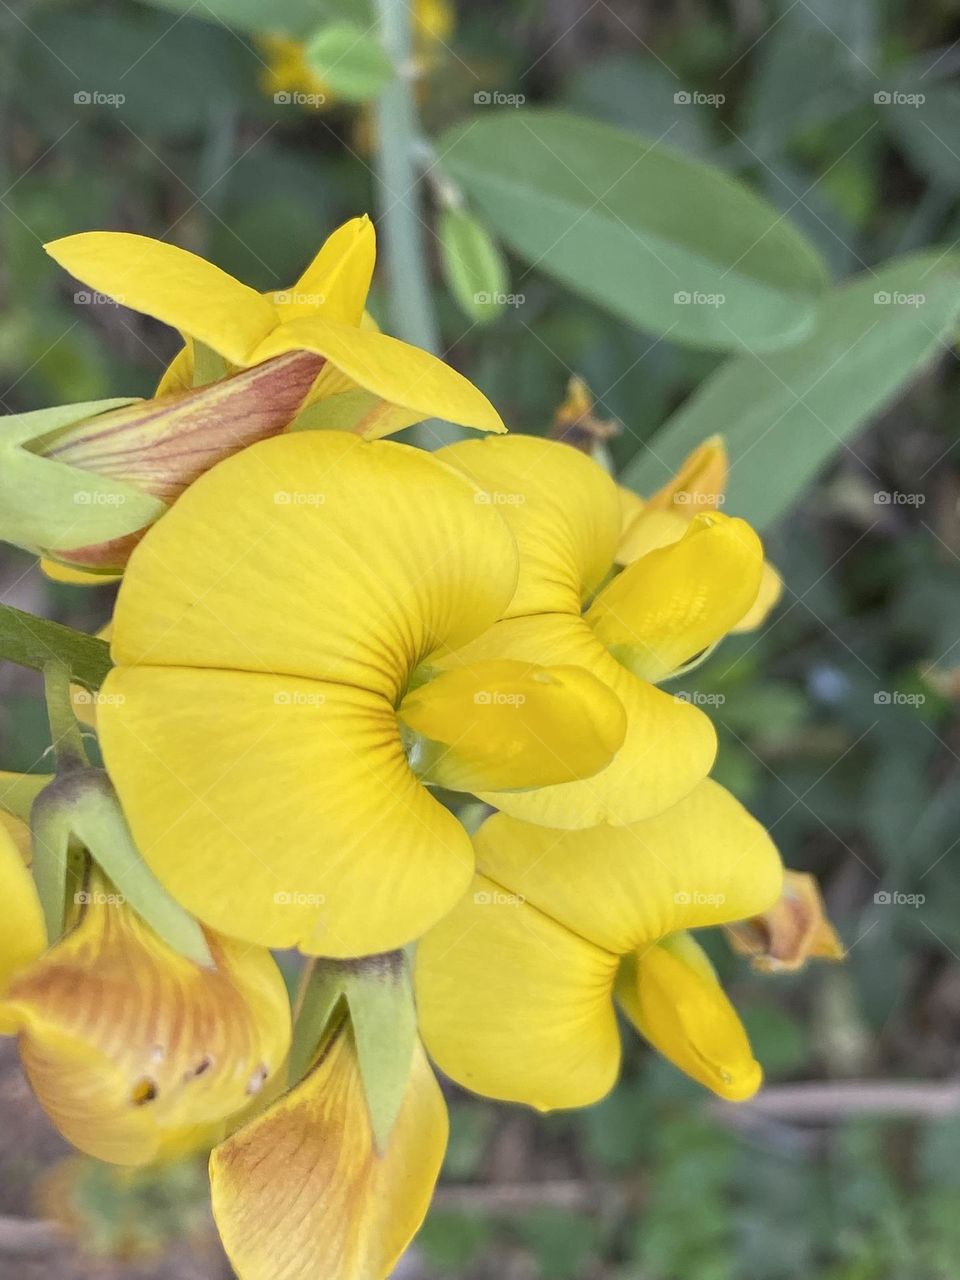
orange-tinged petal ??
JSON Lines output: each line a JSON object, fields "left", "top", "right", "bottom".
{"left": 617, "top": 933, "right": 762, "bottom": 1102}
{"left": 398, "top": 659, "right": 626, "bottom": 791}
{"left": 726, "top": 869, "right": 844, "bottom": 972}
{"left": 4, "top": 877, "right": 291, "bottom": 1164}
{"left": 438, "top": 434, "right": 621, "bottom": 616}
{"left": 210, "top": 1025, "right": 447, "bottom": 1280}
{"left": 415, "top": 874, "right": 620, "bottom": 1110}
{"left": 586, "top": 513, "right": 764, "bottom": 683}
{"left": 44, "top": 233, "right": 279, "bottom": 366}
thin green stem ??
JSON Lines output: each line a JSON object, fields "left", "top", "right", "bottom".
{"left": 373, "top": 0, "right": 466, "bottom": 448}
{"left": 43, "top": 661, "right": 87, "bottom": 770}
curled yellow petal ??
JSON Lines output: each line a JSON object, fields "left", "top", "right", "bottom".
{"left": 726, "top": 869, "right": 844, "bottom": 973}
{"left": 210, "top": 1025, "right": 447, "bottom": 1280}
{"left": 398, "top": 659, "right": 626, "bottom": 791}
{"left": 617, "top": 933, "right": 762, "bottom": 1102}
{"left": 646, "top": 436, "right": 728, "bottom": 512}
{"left": 586, "top": 513, "right": 764, "bottom": 683}
{"left": 4, "top": 877, "right": 291, "bottom": 1164}
{"left": 731, "top": 560, "right": 783, "bottom": 633}
{"left": 44, "top": 233, "right": 279, "bottom": 366}
{"left": 280, "top": 215, "right": 375, "bottom": 326}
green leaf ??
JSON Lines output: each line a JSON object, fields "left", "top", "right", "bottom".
{"left": 0, "top": 605, "right": 113, "bottom": 691}
{"left": 0, "top": 400, "right": 167, "bottom": 553}
{"left": 437, "top": 109, "right": 829, "bottom": 351}
{"left": 135, "top": 0, "right": 335, "bottom": 39}
{"left": 623, "top": 252, "right": 960, "bottom": 528}
{"left": 438, "top": 207, "right": 510, "bottom": 324}
{"left": 303, "top": 23, "right": 393, "bottom": 102}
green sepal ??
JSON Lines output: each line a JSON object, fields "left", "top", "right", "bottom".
{"left": 191, "top": 340, "right": 229, "bottom": 388}
{"left": 288, "top": 962, "right": 348, "bottom": 1085}
{"left": 31, "top": 768, "right": 213, "bottom": 966}
{"left": 0, "top": 604, "right": 112, "bottom": 690}
{"left": 303, "top": 22, "right": 393, "bottom": 101}
{"left": 0, "top": 400, "right": 167, "bottom": 552}
{"left": 0, "top": 770, "right": 52, "bottom": 823}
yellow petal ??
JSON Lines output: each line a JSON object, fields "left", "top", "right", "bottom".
{"left": 470, "top": 780, "right": 783, "bottom": 957}
{"left": 44, "top": 233, "right": 279, "bottom": 366}
{"left": 646, "top": 436, "right": 728, "bottom": 512}
{"left": 731, "top": 560, "right": 783, "bottom": 633}
{"left": 398, "top": 659, "right": 626, "bottom": 791}
{"left": 277, "top": 216, "right": 375, "bottom": 326}
{"left": 586, "top": 513, "right": 764, "bottom": 683}
{"left": 155, "top": 337, "right": 195, "bottom": 396}
{"left": 4, "top": 878, "right": 291, "bottom": 1164}
{"left": 617, "top": 484, "right": 646, "bottom": 541}
{"left": 444, "top": 613, "right": 716, "bottom": 827}
{"left": 109, "top": 431, "right": 518, "bottom": 703}
{"left": 438, "top": 434, "right": 621, "bottom": 616}
{"left": 726, "top": 869, "right": 844, "bottom": 973}
{"left": 249, "top": 314, "right": 505, "bottom": 436}
{"left": 210, "top": 1024, "right": 447, "bottom": 1280}
{"left": 0, "top": 821, "right": 46, "bottom": 1029}
{"left": 40, "top": 558, "right": 120, "bottom": 586}
{"left": 97, "top": 667, "right": 475, "bottom": 958}
{"left": 415, "top": 873, "right": 620, "bottom": 1110}
{"left": 615, "top": 506, "right": 690, "bottom": 566}
{"left": 617, "top": 933, "right": 762, "bottom": 1101}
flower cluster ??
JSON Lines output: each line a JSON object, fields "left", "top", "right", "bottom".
{"left": 0, "top": 217, "right": 841, "bottom": 1279}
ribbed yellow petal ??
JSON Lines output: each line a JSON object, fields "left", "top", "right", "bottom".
{"left": 0, "top": 821, "right": 46, "bottom": 1030}
{"left": 617, "top": 933, "right": 762, "bottom": 1101}
{"left": 445, "top": 613, "right": 715, "bottom": 827}
{"left": 98, "top": 667, "right": 475, "bottom": 958}
{"left": 586, "top": 513, "right": 764, "bottom": 683}
{"left": 615, "top": 506, "right": 690, "bottom": 566}
{"left": 732, "top": 560, "right": 783, "bottom": 633}
{"left": 398, "top": 659, "right": 626, "bottom": 791}
{"left": 278, "top": 216, "right": 375, "bottom": 326}
{"left": 415, "top": 874, "right": 620, "bottom": 1110}
{"left": 210, "top": 1025, "right": 447, "bottom": 1280}
{"left": 438, "top": 434, "right": 621, "bottom": 616}
{"left": 44, "top": 233, "right": 279, "bottom": 366}
{"left": 4, "top": 880, "right": 291, "bottom": 1164}
{"left": 108, "top": 432, "right": 518, "bottom": 703}
{"left": 249, "top": 315, "right": 504, "bottom": 436}
{"left": 471, "top": 780, "right": 783, "bottom": 957}
{"left": 646, "top": 436, "right": 728, "bottom": 512}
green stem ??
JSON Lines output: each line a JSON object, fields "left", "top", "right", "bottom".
{"left": 373, "top": 0, "right": 465, "bottom": 448}
{"left": 43, "top": 661, "right": 87, "bottom": 770}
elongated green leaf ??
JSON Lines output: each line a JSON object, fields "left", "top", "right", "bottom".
{"left": 0, "top": 400, "right": 167, "bottom": 552}
{"left": 623, "top": 252, "right": 960, "bottom": 528}
{"left": 439, "top": 207, "right": 510, "bottom": 323}
{"left": 438, "top": 109, "right": 829, "bottom": 352}
{"left": 0, "top": 605, "right": 112, "bottom": 690}
{"left": 304, "top": 23, "right": 393, "bottom": 101}
{"left": 137, "top": 0, "right": 344, "bottom": 39}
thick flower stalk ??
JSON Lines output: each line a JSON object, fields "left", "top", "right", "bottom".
{"left": 415, "top": 779, "right": 784, "bottom": 1106}
{"left": 93, "top": 430, "right": 627, "bottom": 957}
{"left": 429, "top": 433, "right": 767, "bottom": 827}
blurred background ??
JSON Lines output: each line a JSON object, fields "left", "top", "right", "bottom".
{"left": 1, "top": 0, "right": 960, "bottom": 1276}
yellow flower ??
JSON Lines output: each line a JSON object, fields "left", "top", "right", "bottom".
{"left": 0, "top": 821, "right": 290, "bottom": 1165}
{"left": 210, "top": 1016, "right": 446, "bottom": 1280}
{"left": 45, "top": 215, "right": 502, "bottom": 441}
{"left": 96, "top": 430, "right": 627, "bottom": 958}
{"left": 618, "top": 436, "right": 783, "bottom": 634}
{"left": 429, "top": 433, "right": 766, "bottom": 828}
{"left": 415, "top": 779, "right": 783, "bottom": 1107}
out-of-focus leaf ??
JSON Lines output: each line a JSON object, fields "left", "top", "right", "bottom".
{"left": 136, "top": 0, "right": 346, "bottom": 38}
{"left": 624, "top": 252, "right": 960, "bottom": 528}
{"left": 303, "top": 23, "right": 392, "bottom": 101}
{"left": 880, "top": 86, "right": 960, "bottom": 192}
{"left": 438, "top": 207, "right": 509, "bottom": 323}
{"left": 438, "top": 110, "right": 829, "bottom": 352}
